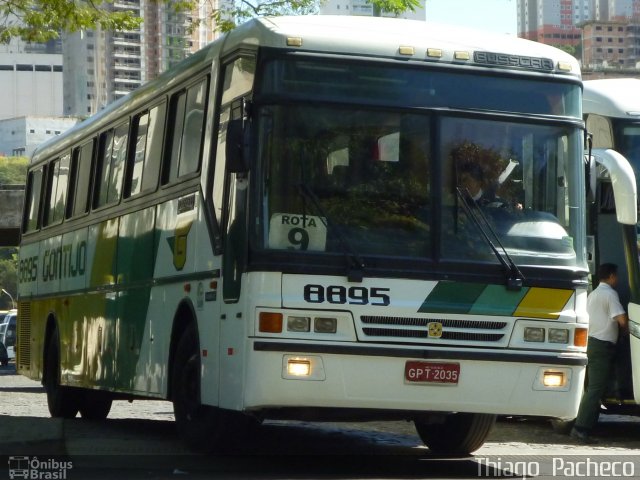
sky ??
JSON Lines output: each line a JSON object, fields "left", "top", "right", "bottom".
{"left": 424, "top": 0, "right": 518, "bottom": 36}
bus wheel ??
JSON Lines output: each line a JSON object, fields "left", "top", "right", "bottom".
{"left": 43, "top": 328, "right": 80, "bottom": 419}
{"left": 414, "top": 413, "right": 497, "bottom": 455}
{"left": 172, "top": 324, "right": 228, "bottom": 453}
{"left": 79, "top": 390, "right": 113, "bottom": 420}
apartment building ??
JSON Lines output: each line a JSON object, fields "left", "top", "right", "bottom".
{"left": 583, "top": 20, "right": 640, "bottom": 67}
{"left": 319, "top": 0, "right": 426, "bottom": 21}
{"left": 63, "top": 0, "right": 219, "bottom": 117}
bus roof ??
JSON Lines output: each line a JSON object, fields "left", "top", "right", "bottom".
{"left": 227, "top": 15, "right": 579, "bottom": 75}
{"left": 583, "top": 78, "right": 640, "bottom": 119}
{"left": 31, "top": 15, "right": 581, "bottom": 165}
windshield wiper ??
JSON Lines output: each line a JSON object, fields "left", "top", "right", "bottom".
{"left": 456, "top": 187, "right": 525, "bottom": 291}
{"left": 297, "top": 182, "right": 365, "bottom": 283}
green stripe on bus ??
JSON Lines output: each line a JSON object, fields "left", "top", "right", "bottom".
{"left": 468, "top": 284, "right": 529, "bottom": 316}
{"left": 418, "top": 282, "right": 486, "bottom": 314}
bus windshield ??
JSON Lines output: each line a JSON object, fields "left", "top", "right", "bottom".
{"left": 612, "top": 119, "right": 640, "bottom": 177}
{"left": 254, "top": 58, "right": 586, "bottom": 272}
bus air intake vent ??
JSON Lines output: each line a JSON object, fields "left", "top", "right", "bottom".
{"left": 17, "top": 302, "right": 31, "bottom": 370}
{"left": 359, "top": 316, "right": 508, "bottom": 344}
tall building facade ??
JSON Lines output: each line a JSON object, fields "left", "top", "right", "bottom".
{"left": 319, "top": 0, "right": 426, "bottom": 21}
{"left": 63, "top": 0, "right": 219, "bottom": 117}
{"left": 518, "top": 0, "right": 592, "bottom": 46}
{"left": 517, "top": 0, "right": 640, "bottom": 71}
{"left": 0, "top": 53, "right": 63, "bottom": 120}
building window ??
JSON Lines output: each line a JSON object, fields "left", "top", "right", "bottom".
{"left": 53, "top": 65, "right": 62, "bottom": 72}
{"left": 29, "top": 129, "right": 35, "bottom": 133}
{"left": 16, "top": 64, "right": 33, "bottom": 71}
{"left": 46, "top": 130, "right": 51, "bottom": 134}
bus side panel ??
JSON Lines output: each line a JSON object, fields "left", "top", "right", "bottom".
{"left": 17, "top": 241, "right": 39, "bottom": 378}
{"left": 153, "top": 194, "right": 221, "bottom": 403}
{"left": 64, "top": 218, "right": 119, "bottom": 389}
{"left": 117, "top": 207, "right": 156, "bottom": 394}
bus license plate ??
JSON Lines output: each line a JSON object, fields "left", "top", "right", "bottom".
{"left": 405, "top": 361, "right": 460, "bottom": 384}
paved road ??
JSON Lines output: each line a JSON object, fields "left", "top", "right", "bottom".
{"left": 2, "top": 363, "right": 640, "bottom": 479}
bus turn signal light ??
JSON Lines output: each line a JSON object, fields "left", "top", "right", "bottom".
{"left": 574, "top": 328, "right": 588, "bottom": 347}
{"left": 259, "top": 312, "right": 283, "bottom": 333}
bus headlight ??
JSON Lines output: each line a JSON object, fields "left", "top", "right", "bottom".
{"left": 524, "top": 327, "right": 545, "bottom": 342}
{"left": 314, "top": 317, "right": 337, "bottom": 333}
{"left": 287, "top": 316, "right": 310, "bottom": 332}
{"left": 548, "top": 328, "right": 569, "bottom": 344}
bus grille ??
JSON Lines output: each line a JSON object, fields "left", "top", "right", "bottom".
{"left": 359, "top": 316, "right": 508, "bottom": 344}
{"left": 17, "top": 302, "right": 31, "bottom": 371}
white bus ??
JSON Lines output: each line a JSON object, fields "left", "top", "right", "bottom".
{"left": 18, "top": 16, "right": 593, "bottom": 455}
{"left": 583, "top": 78, "right": 640, "bottom": 412}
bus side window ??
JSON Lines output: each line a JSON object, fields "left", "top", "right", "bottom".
{"left": 95, "top": 122, "right": 129, "bottom": 208}
{"left": 23, "top": 168, "right": 44, "bottom": 233}
{"left": 44, "top": 153, "right": 70, "bottom": 226}
{"left": 127, "top": 102, "right": 166, "bottom": 198}
{"left": 68, "top": 140, "right": 95, "bottom": 218}
{"left": 163, "top": 77, "right": 209, "bottom": 185}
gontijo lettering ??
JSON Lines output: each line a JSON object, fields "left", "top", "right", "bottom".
{"left": 41, "top": 241, "right": 87, "bottom": 282}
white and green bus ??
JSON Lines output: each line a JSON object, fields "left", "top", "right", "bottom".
{"left": 18, "top": 16, "right": 593, "bottom": 454}
{"left": 583, "top": 78, "right": 640, "bottom": 412}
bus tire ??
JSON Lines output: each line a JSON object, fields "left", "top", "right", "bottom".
{"left": 414, "top": 413, "right": 497, "bottom": 455}
{"left": 172, "top": 323, "right": 228, "bottom": 453}
{"left": 43, "top": 328, "right": 80, "bottom": 419}
{"left": 79, "top": 390, "right": 113, "bottom": 420}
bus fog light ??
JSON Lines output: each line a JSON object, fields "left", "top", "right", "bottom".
{"left": 548, "top": 328, "right": 569, "bottom": 344}
{"left": 282, "top": 355, "right": 325, "bottom": 381}
{"left": 524, "top": 327, "right": 545, "bottom": 342}
{"left": 543, "top": 371, "right": 566, "bottom": 388}
{"left": 287, "top": 316, "right": 310, "bottom": 332}
{"left": 287, "top": 359, "right": 311, "bottom": 376}
{"left": 314, "top": 317, "right": 337, "bottom": 333}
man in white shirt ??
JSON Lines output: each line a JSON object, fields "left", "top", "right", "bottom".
{"left": 571, "top": 263, "right": 628, "bottom": 443}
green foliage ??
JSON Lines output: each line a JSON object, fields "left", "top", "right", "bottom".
{"left": 0, "top": 0, "right": 144, "bottom": 43}
{"left": 1, "top": 0, "right": 421, "bottom": 43}
{"left": 0, "top": 249, "right": 17, "bottom": 309}
{"left": 210, "top": 0, "right": 319, "bottom": 33}
{"left": 368, "top": 0, "right": 422, "bottom": 16}
{"left": 0, "top": 157, "right": 28, "bottom": 185}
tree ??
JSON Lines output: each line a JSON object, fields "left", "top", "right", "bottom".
{"left": 0, "top": 0, "right": 146, "bottom": 43}
{"left": 0, "top": 156, "right": 28, "bottom": 185}
{"left": 212, "top": 0, "right": 422, "bottom": 33}
{"left": 0, "top": 249, "right": 17, "bottom": 310}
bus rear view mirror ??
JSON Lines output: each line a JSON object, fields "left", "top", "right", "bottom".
{"left": 593, "top": 148, "right": 637, "bottom": 225}
{"left": 226, "top": 118, "right": 248, "bottom": 173}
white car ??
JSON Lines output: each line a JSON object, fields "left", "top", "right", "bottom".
{"left": 0, "top": 309, "right": 17, "bottom": 363}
